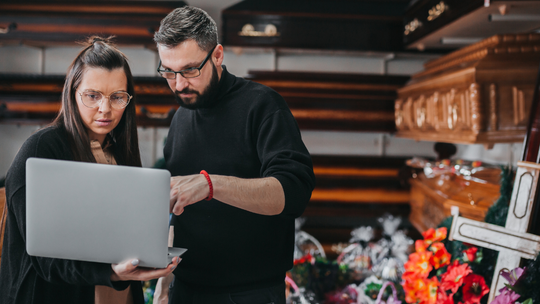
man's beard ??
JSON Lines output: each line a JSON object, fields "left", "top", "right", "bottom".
{"left": 174, "top": 63, "right": 219, "bottom": 109}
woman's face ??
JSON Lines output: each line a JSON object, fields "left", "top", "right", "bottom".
{"left": 76, "top": 67, "right": 128, "bottom": 145}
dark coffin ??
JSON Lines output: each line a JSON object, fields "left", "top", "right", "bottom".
{"left": 0, "top": 0, "right": 185, "bottom": 46}
{"left": 246, "top": 70, "right": 409, "bottom": 132}
{"left": 222, "top": 0, "right": 409, "bottom": 52}
{"left": 0, "top": 74, "right": 178, "bottom": 127}
{"left": 404, "top": 0, "right": 540, "bottom": 50}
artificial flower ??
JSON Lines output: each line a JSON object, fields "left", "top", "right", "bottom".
{"left": 422, "top": 227, "right": 447, "bottom": 245}
{"left": 500, "top": 267, "right": 525, "bottom": 287}
{"left": 293, "top": 253, "right": 313, "bottom": 265}
{"left": 436, "top": 290, "right": 454, "bottom": 304}
{"left": 461, "top": 274, "right": 489, "bottom": 304}
{"left": 404, "top": 251, "right": 433, "bottom": 279}
{"left": 440, "top": 260, "right": 472, "bottom": 294}
{"left": 491, "top": 288, "right": 521, "bottom": 304}
{"left": 416, "top": 239, "right": 428, "bottom": 253}
{"left": 403, "top": 277, "right": 427, "bottom": 304}
{"left": 429, "top": 242, "right": 451, "bottom": 269}
{"left": 463, "top": 247, "right": 478, "bottom": 263}
{"left": 415, "top": 277, "right": 439, "bottom": 304}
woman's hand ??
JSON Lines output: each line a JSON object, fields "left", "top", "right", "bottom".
{"left": 110, "top": 257, "right": 180, "bottom": 282}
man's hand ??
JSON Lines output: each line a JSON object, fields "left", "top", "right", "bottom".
{"left": 170, "top": 174, "right": 210, "bottom": 215}
{"left": 110, "top": 257, "right": 180, "bottom": 282}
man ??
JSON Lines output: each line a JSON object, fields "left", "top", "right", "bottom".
{"left": 154, "top": 6, "right": 315, "bottom": 304}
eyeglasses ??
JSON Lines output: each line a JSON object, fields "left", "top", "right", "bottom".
{"left": 78, "top": 90, "right": 132, "bottom": 109}
{"left": 157, "top": 48, "right": 214, "bottom": 79}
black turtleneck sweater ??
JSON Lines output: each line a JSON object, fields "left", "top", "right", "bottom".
{"left": 164, "top": 66, "right": 315, "bottom": 293}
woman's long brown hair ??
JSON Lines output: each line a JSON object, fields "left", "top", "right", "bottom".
{"left": 51, "top": 36, "right": 142, "bottom": 167}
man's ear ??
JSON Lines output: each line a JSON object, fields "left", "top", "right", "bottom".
{"left": 213, "top": 44, "right": 224, "bottom": 66}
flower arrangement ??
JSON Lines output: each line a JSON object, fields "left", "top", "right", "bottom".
{"left": 401, "top": 227, "right": 489, "bottom": 304}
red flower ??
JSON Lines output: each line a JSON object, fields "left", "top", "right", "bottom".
{"left": 429, "top": 242, "right": 451, "bottom": 269}
{"left": 293, "top": 253, "right": 313, "bottom": 265}
{"left": 436, "top": 290, "right": 454, "bottom": 304}
{"left": 461, "top": 274, "right": 489, "bottom": 304}
{"left": 463, "top": 247, "right": 478, "bottom": 263}
{"left": 422, "top": 227, "right": 448, "bottom": 245}
{"left": 404, "top": 251, "right": 433, "bottom": 279}
{"left": 440, "top": 260, "right": 472, "bottom": 294}
{"left": 416, "top": 240, "right": 428, "bottom": 253}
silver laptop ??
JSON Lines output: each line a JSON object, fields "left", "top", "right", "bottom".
{"left": 26, "top": 157, "right": 186, "bottom": 268}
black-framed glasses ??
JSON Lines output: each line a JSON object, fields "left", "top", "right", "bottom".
{"left": 157, "top": 48, "right": 214, "bottom": 79}
{"left": 78, "top": 90, "right": 132, "bottom": 109}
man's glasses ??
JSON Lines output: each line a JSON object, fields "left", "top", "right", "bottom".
{"left": 78, "top": 90, "right": 132, "bottom": 109}
{"left": 157, "top": 48, "right": 214, "bottom": 79}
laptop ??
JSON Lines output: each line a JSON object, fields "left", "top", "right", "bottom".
{"left": 26, "top": 157, "right": 186, "bottom": 268}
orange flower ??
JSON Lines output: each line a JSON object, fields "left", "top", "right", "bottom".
{"left": 404, "top": 251, "right": 433, "bottom": 279}
{"left": 403, "top": 276, "right": 428, "bottom": 304}
{"left": 429, "top": 242, "right": 451, "bottom": 269}
{"left": 416, "top": 277, "right": 439, "bottom": 304}
{"left": 440, "top": 260, "right": 472, "bottom": 294}
{"left": 422, "top": 227, "right": 447, "bottom": 245}
{"left": 416, "top": 239, "right": 428, "bottom": 253}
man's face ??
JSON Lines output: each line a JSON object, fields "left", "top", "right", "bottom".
{"left": 158, "top": 40, "right": 221, "bottom": 109}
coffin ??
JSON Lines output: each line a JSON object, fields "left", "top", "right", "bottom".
{"left": 395, "top": 33, "right": 540, "bottom": 146}
{"left": 403, "top": 0, "right": 540, "bottom": 50}
{"left": 246, "top": 71, "right": 409, "bottom": 132}
{"left": 0, "top": 1, "right": 185, "bottom": 46}
{"left": 0, "top": 74, "right": 177, "bottom": 127}
{"left": 409, "top": 170, "right": 501, "bottom": 233}
{"left": 222, "top": 0, "right": 409, "bottom": 52}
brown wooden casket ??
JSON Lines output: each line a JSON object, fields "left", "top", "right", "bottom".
{"left": 395, "top": 33, "right": 540, "bottom": 147}
{"left": 409, "top": 169, "right": 501, "bottom": 233}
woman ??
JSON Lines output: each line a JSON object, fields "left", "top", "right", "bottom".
{"left": 0, "top": 37, "right": 179, "bottom": 304}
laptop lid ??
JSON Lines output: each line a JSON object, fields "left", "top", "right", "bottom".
{"left": 26, "top": 157, "right": 181, "bottom": 268}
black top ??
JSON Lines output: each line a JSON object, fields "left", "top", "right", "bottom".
{"left": 164, "top": 66, "right": 316, "bottom": 293}
{"left": 0, "top": 126, "right": 143, "bottom": 304}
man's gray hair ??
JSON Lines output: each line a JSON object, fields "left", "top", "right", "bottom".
{"left": 154, "top": 6, "right": 218, "bottom": 51}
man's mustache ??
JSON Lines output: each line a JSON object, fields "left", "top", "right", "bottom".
{"left": 175, "top": 89, "right": 199, "bottom": 95}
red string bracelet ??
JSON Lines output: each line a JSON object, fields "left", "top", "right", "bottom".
{"left": 200, "top": 170, "right": 213, "bottom": 201}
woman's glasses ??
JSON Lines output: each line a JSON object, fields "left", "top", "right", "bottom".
{"left": 78, "top": 90, "right": 132, "bottom": 109}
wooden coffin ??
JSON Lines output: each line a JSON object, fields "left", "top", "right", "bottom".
{"left": 403, "top": 0, "right": 540, "bottom": 50}
{"left": 0, "top": 74, "right": 178, "bottom": 127}
{"left": 246, "top": 71, "right": 409, "bottom": 132}
{"left": 0, "top": 0, "right": 185, "bottom": 46}
{"left": 222, "top": 0, "right": 409, "bottom": 52}
{"left": 395, "top": 33, "right": 540, "bottom": 146}
{"left": 409, "top": 171, "right": 501, "bottom": 233}
{"left": 303, "top": 155, "right": 414, "bottom": 259}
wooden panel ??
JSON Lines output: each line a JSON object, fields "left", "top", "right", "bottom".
{"left": 0, "top": 0, "right": 185, "bottom": 46}
{"left": 303, "top": 155, "right": 414, "bottom": 259}
{"left": 222, "top": 0, "right": 408, "bottom": 52}
{"left": 395, "top": 33, "right": 540, "bottom": 145}
{"left": 0, "top": 74, "right": 178, "bottom": 127}
{"left": 247, "top": 71, "right": 409, "bottom": 132}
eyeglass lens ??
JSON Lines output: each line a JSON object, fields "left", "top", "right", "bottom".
{"left": 81, "top": 91, "right": 130, "bottom": 109}
{"left": 160, "top": 68, "right": 200, "bottom": 79}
